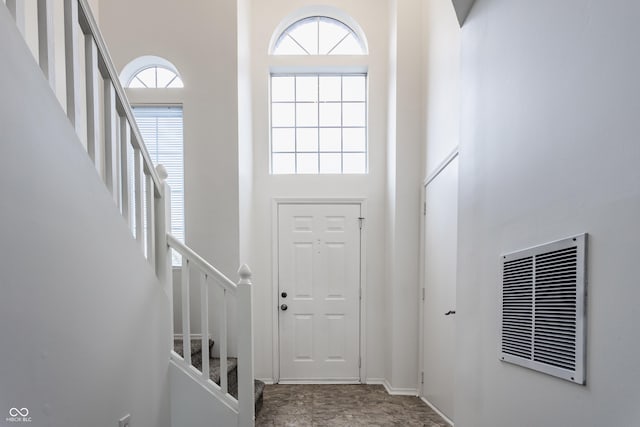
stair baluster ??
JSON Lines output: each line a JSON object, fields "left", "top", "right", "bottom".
{"left": 3, "top": 0, "right": 258, "bottom": 423}
{"left": 220, "top": 287, "right": 229, "bottom": 394}
{"left": 201, "top": 273, "right": 211, "bottom": 383}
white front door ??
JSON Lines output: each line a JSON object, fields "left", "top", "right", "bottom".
{"left": 422, "top": 157, "right": 458, "bottom": 421}
{"left": 277, "top": 203, "right": 361, "bottom": 382}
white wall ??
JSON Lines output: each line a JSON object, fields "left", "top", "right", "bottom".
{"left": 238, "top": 0, "right": 253, "bottom": 277}
{"left": 456, "top": 0, "right": 640, "bottom": 425}
{"left": 384, "top": 0, "right": 397, "bottom": 389}
{"left": 97, "top": 0, "right": 242, "bottom": 357}
{"left": 98, "top": 0, "right": 241, "bottom": 280}
{"left": 248, "top": 0, "right": 390, "bottom": 383}
{"left": 384, "top": 0, "right": 424, "bottom": 392}
{"left": 419, "top": 0, "right": 461, "bottom": 419}
{"left": 422, "top": 0, "right": 461, "bottom": 177}
{"left": 96, "top": 0, "right": 430, "bottom": 392}
{"left": 0, "top": 6, "right": 171, "bottom": 426}
{"left": 169, "top": 362, "right": 237, "bottom": 427}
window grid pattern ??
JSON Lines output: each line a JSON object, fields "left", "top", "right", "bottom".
{"left": 271, "top": 74, "right": 367, "bottom": 174}
{"left": 127, "top": 66, "right": 184, "bottom": 88}
{"left": 273, "top": 16, "right": 365, "bottom": 55}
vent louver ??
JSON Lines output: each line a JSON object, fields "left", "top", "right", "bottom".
{"left": 500, "top": 234, "right": 587, "bottom": 384}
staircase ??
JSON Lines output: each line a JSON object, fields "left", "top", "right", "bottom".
{"left": 2, "top": 0, "right": 259, "bottom": 425}
{"left": 175, "top": 338, "right": 265, "bottom": 414}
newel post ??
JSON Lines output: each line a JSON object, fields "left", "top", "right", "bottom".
{"left": 237, "top": 264, "right": 255, "bottom": 427}
{"left": 154, "top": 165, "right": 173, "bottom": 344}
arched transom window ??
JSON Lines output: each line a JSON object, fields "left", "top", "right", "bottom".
{"left": 127, "top": 65, "right": 184, "bottom": 88}
{"left": 273, "top": 16, "right": 365, "bottom": 55}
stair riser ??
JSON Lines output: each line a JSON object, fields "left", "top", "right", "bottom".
{"left": 172, "top": 338, "right": 264, "bottom": 415}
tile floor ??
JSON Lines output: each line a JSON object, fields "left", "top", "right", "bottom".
{"left": 255, "top": 384, "right": 449, "bottom": 426}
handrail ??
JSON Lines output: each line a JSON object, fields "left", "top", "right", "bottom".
{"left": 4, "top": 3, "right": 255, "bottom": 424}
{"left": 167, "top": 230, "right": 255, "bottom": 424}
{"left": 4, "top": 0, "right": 165, "bottom": 265}
{"left": 167, "top": 234, "right": 239, "bottom": 294}
{"left": 76, "top": 0, "right": 163, "bottom": 196}
{"left": 5, "top": 0, "right": 162, "bottom": 197}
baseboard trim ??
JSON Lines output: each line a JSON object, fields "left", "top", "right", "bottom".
{"left": 257, "top": 378, "right": 275, "bottom": 385}
{"left": 420, "top": 396, "right": 454, "bottom": 426}
{"left": 278, "top": 379, "right": 360, "bottom": 385}
{"left": 382, "top": 379, "right": 418, "bottom": 396}
{"left": 365, "top": 378, "right": 418, "bottom": 396}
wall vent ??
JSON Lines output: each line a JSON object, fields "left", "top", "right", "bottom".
{"left": 500, "top": 234, "right": 587, "bottom": 384}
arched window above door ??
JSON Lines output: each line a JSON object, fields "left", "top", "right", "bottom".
{"left": 272, "top": 16, "right": 366, "bottom": 55}
{"left": 269, "top": 10, "right": 369, "bottom": 174}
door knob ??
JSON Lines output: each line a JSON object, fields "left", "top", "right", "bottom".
{"left": 280, "top": 304, "right": 288, "bottom": 311}
{"left": 281, "top": 291, "right": 287, "bottom": 298}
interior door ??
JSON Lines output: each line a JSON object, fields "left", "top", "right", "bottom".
{"left": 422, "top": 157, "right": 458, "bottom": 421}
{"left": 278, "top": 203, "right": 361, "bottom": 382}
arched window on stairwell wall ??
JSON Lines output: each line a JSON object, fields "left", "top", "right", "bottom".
{"left": 120, "top": 55, "right": 185, "bottom": 265}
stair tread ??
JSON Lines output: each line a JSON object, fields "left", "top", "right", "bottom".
{"left": 254, "top": 380, "right": 265, "bottom": 400}
{"left": 254, "top": 380, "right": 265, "bottom": 414}
{"left": 173, "top": 338, "right": 214, "bottom": 358}
{"left": 191, "top": 353, "right": 238, "bottom": 384}
{"left": 227, "top": 379, "right": 265, "bottom": 414}
{"left": 173, "top": 339, "right": 237, "bottom": 384}
{"left": 172, "top": 339, "right": 264, "bottom": 414}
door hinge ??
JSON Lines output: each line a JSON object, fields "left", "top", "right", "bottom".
{"left": 359, "top": 288, "right": 362, "bottom": 300}
{"left": 422, "top": 288, "right": 425, "bottom": 301}
{"left": 423, "top": 202, "right": 426, "bottom": 216}
{"left": 421, "top": 372, "right": 424, "bottom": 384}
{"left": 359, "top": 357, "right": 362, "bottom": 368}
{"left": 358, "top": 217, "right": 365, "bottom": 229}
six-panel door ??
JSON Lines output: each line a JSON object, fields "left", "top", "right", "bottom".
{"left": 278, "top": 203, "right": 361, "bottom": 382}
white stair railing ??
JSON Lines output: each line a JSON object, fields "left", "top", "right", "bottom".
{"left": 4, "top": 0, "right": 164, "bottom": 262}
{"left": 167, "top": 235, "right": 255, "bottom": 424}
{"left": 3, "top": 2, "right": 256, "bottom": 425}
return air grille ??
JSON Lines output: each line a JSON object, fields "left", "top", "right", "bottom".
{"left": 500, "top": 234, "right": 587, "bottom": 384}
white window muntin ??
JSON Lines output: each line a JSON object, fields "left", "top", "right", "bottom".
{"left": 270, "top": 73, "right": 367, "bottom": 174}
{"left": 127, "top": 65, "right": 184, "bottom": 88}
{"left": 272, "top": 16, "right": 366, "bottom": 55}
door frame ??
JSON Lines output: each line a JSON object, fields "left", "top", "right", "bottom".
{"left": 418, "top": 147, "right": 458, "bottom": 424}
{"left": 271, "top": 198, "right": 367, "bottom": 384}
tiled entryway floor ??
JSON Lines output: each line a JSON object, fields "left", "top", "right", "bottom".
{"left": 256, "top": 384, "right": 449, "bottom": 426}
